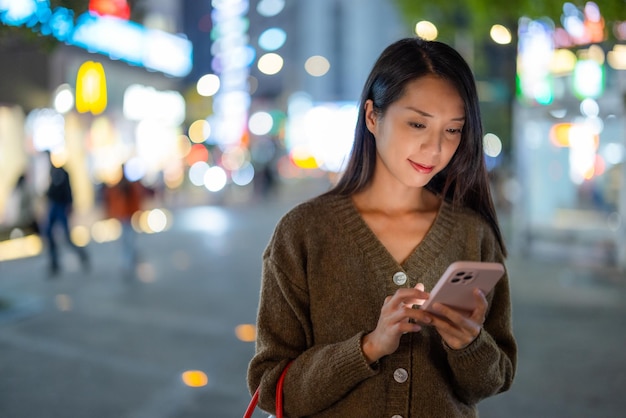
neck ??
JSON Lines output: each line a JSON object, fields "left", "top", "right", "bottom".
{"left": 353, "top": 179, "right": 439, "bottom": 215}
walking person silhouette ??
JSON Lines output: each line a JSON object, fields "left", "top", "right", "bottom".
{"left": 44, "top": 153, "right": 90, "bottom": 276}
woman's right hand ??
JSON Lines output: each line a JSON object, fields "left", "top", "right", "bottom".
{"left": 361, "top": 284, "right": 431, "bottom": 364}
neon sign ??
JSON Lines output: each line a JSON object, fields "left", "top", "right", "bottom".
{"left": 0, "top": 0, "right": 192, "bottom": 78}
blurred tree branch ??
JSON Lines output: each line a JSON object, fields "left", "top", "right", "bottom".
{"left": 393, "top": 0, "right": 626, "bottom": 43}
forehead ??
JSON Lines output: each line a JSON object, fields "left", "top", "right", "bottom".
{"left": 396, "top": 75, "right": 464, "bottom": 113}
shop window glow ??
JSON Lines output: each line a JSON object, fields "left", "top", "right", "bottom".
{"left": 573, "top": 59, "right": 604, "bottom": 99}
{"left": 516, "top": 18, "right": 554, "bottom": 105}
{"left": 76, "top": 61, "right": 107, "bottom": 115}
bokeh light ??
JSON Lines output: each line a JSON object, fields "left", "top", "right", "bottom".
{"left": 146, "top": 209, "right": 168, "bottom": 233}
{"left": 580, "top": 98, "right": 599, "bottom": 117}
{"left": 221, "top": 146, "right": 249, "bottom": 171}
{"left": 53, "top": 84, "right": 74, "bottom": 114}
{"left": 607, "top": 44, "right": 626, "bottom": 70}
{"left": 258, "top": 27, "right": 287, "bottom": 51}
{"left": 232, "top": 162, "right": 255, "bottom": 186}
{"left": 490, "top": 24, "right": 512, "bottom": 45}
{"left": 197, "top": 74, "right": 220, "bottom": 97}
{"left": 71, "top": 225, "right": 91, "bottom": 247}
{"left": 483, "top": 133, "right": 503, "bottom": 157}
{"left": 257, "top": 53, "right": 283, "bottom": 75}
{"left": 415, "top": 20, "right": 438, "bottom": 40}
{"left": 188, "top": 120, "right": 211, "bottom": 143}
{"left": 235, "top": 324, "right": 257, "bottom": 342}
{"left": 91, "top": 218, "right": 122, "bottom": 243}
{"left": 0, "top": 235, "right": 43, "bottom": 262}
{"left": 181, "top": 370, "right": 208, "bottom": 388}
{"left": 248, "top": 111, "right": 273, "bottom": 135}
{"left": 26, "top": 109, "right": 65, "bottom": 152}
{"left": 550, "top": 49, "right": 577, "bottom": 75}
{"left": 204, "top": 166, "right": 228, "bottom": 192}
{"left": 185, "top": 144, "right": 210, "bottom": 166}
{"left": 304, "top": 55, "right": 331, "bottom": 77}
{"left": 256, "top": 0, "right": 285, "bottom": 17}
{"left": 189, "top": 161, "right": 210, "bottom": 186}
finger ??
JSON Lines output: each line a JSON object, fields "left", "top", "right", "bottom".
{"left": 428, "top": 310, "right": 480, "bottom": 344}
{"left": 413, "top": 283, "right": 427, "bottom": 306}
{"left": 470, "top": 289, "right": 488, "bottom": 324}
{"left": 393, "top": 288, "right": 430, "bottom": 308}
{"left": 404, "top": 307, "right": 432, "bottom": 326}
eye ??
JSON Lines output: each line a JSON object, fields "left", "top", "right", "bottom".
{"left": 447, "top": 127, "right": 463, "bottom": 135}
{"left": 409, "top": 122, "right": 425, "bottom": 129}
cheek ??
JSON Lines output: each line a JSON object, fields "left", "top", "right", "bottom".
{"left": 442, "top": 141, "right": 461, "bottom": 163}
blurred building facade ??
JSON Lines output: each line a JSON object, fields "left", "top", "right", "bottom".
{"left": 512, "top": 7, "right": 626, "bottom": 270}
{"left": 5, "top": 1, "right": 623, "bottom": 270}
{"left": 0, "top": 0, "right": 191, "bottom": 234}
{"left": 0, "top": 0, "right": 407, "bottom": 243}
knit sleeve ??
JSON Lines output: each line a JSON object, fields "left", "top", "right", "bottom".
{"left": 443, "top": 225, "right": 517, "bottom": 404}
{"left": 247, "top": 206, "right": 378, "bottom": 417}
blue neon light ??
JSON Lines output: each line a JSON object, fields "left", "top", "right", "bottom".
{"left": 0, "top": 0, "right": 192, "bottom": 77}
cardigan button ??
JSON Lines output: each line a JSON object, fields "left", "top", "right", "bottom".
{"left": 393, "top": 368, "right": 408, "bottom": 383}
{"left": 391, "top": 415, "right": 403, "bottom": 418}
{"left": 392, "top": 271, "right": 407, "bottom": 286}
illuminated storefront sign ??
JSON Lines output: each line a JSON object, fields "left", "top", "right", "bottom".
{"left": 0, "top": 0, "right": 192, "bottom": 77}
{"left": 76, "top": 61, "right": 107, "bottom": 115}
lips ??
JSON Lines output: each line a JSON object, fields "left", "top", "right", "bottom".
{"left": 409, "top": 160, "right": 435, "bottom": 174}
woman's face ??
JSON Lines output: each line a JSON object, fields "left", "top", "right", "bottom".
{"left": 365, "top": 75, "right": 465, "bottom": 189}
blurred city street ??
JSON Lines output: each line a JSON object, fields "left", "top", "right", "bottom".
{"left": 1, "top": 1, "right": 626, "bottom": 417}
{"left": 0, "top": 179, "right": 625, "bottom": 418}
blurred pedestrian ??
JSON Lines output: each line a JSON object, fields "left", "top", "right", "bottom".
{"left": 44, "top": 157, "right": 89, "bottom": 276}
{"left": 247, "top": 37, "right": 517, "bottom": 417}
{"left": 102, "top": 169, "right": 148, "bottom": 278}
{"left": 251, "top": 136, "right": 279, "bottom": 199}
{"left": 9, "top": 172, "right": 40, "bottom": 236}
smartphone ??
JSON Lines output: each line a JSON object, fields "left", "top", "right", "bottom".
{"left": 420, "top": 261, "right": 505, "bottom": 314}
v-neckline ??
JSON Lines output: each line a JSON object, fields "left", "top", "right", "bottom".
{"left": 351, "top": 198, "right": 444, "bottom": 267}
{"left": 328, "top": 194, "right": 456, "bottom": 281}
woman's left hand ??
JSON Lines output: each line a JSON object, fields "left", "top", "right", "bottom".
{"left": 424, "top": 288, "right": 487, "bottom": 350}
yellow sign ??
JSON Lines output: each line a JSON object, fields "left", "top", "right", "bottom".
{"left": 76, "top": 61, "right": 107, "bottom": 115}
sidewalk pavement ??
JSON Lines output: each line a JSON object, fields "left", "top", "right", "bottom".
{"left": 1, "top": 178, "right": 625, "bottom": 418}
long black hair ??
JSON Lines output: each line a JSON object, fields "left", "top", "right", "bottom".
{"left": 327, "top": 37, "right": 506, "bottom": 255}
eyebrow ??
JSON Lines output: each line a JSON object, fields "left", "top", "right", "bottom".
{"left": 405, "top": 106, "right": 465, "bottom": 122}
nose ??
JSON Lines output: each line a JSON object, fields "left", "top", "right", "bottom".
{"left": 419, "top": 131, "right": 443, "bottom": 156}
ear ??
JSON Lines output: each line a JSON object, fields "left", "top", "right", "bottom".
{"left": 364, "top": 99, "right": 377, "bottom": 135}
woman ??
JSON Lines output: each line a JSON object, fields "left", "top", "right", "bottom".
{"left": 248, "top": 37, "right": 517, "bottom": 417}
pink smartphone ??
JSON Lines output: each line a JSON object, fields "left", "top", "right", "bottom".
{"left": 420, "top": 261, "right": 505, "bottom": 314}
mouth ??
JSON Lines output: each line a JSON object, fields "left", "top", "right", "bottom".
{"left": 409, "top": 160, "right": 435, "bottom": 174}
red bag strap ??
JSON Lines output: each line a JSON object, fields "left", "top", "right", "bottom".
{"left": 275, "top": 361, "right": 293, "bottom": 418}
{"left": 243, "top": 388, "right": 260, "bottom": 418}
{"left": 244, "top": 361, "right": 293, "bottom": 418}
